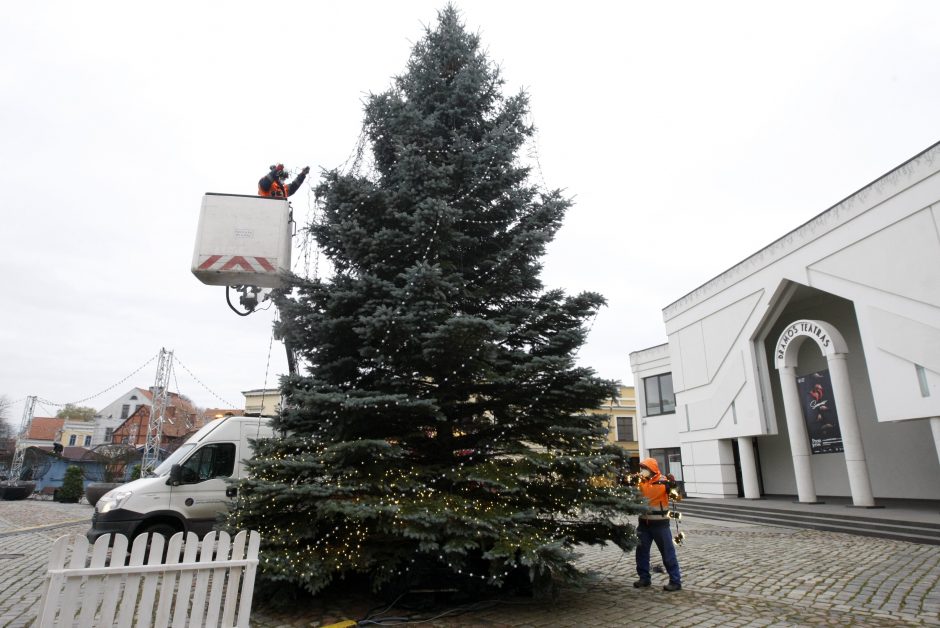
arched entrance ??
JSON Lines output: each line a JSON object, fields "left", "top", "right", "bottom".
{"left": 774, "top": 319, "right": 875, "bottom": 506}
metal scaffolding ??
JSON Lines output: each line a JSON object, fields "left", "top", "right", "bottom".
{"left": 141, "top": 348, "right": 174, "bottom": 475}
{"left": 7, "top": 395, "right": 37, "bottom": 484}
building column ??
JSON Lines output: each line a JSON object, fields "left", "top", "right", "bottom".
{"left": 929, "top": 417, "right": 940, "bottom": 466}
{"left": 736, "top": 437, "right": 761, "bottom": 499}
{"left": 827, "top": 354, "right": 875, "bottom": 507}
{"left": 779, "top": 365, "right": 818, "bottom": 503}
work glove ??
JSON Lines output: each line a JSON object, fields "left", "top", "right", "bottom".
{"left": 301, "top": 166, "right": 310, "bottom": 175}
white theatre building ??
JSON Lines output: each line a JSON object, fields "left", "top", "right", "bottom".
{"left": 630, "top": 141, "right": 940, "bottom": 504}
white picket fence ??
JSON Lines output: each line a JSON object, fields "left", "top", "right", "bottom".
{"left": 36, "top": 530, "right": 260, "bottom": 628}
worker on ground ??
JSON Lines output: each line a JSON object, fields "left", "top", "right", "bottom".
{"left": 633, "top": 457, "right": 682, "bottom": 591}
{"left": 258, "top": 163, "right": 309, "bottom": 198}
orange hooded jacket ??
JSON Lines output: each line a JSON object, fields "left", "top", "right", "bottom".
{"left": 258, "top": 167, "right": 308, "bottom": 198}
{"left": 259, "top": 179, "right": 288, "bottom": 198}
{"left": 638, "top": 457, "right": 672, "bottom": 520}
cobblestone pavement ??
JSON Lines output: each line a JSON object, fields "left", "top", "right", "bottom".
{"left": 252, "top": 520, "right": 940, "bottom": 628}
{"left": 0, "top": 500, "right": 92, "bottom": 628}
{"left": 0, "top": 499, "right": 938, "bottom": 627}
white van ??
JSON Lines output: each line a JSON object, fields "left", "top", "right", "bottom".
{"left": 87, "top": 415, "right": 274, "bottom": 542}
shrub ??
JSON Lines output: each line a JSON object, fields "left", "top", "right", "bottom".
{"left": 56, "top": 466, "right": 84, "bottom": 503}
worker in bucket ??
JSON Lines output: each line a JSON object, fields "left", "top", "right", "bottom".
{"left": 258, "top": 163, "right": 310, "bottom": 198}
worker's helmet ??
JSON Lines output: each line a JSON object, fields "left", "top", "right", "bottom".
{"left": 270, "top": 163, "right": 288, "bottom": 179}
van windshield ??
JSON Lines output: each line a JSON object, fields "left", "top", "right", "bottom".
{"left": 153, "top": 443, "right": 196, "bottom": 476}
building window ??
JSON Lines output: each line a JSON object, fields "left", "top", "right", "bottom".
{"left": 643, "top": 373, "right": 675, "bottom": 416}
{"left": 648, "top": 447, "right": 683, "bottom": 481}
{"left": 104, "top": 428, "right": 113, "bottom": 443}
{"left": 616, "top": 417, "right": 634, "bottom": 441}
{"left": 83, "top": 435, "right": 92, "bottom": 447}
{"left": 121, "top": 404, "right": 130, "bottom": 420}
{"left": 68, "top": 434, "right": 77, "bottom": 446}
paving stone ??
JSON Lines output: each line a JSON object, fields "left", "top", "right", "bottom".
{"left": 0, "top": 500, "right": 938, "bottom": 627}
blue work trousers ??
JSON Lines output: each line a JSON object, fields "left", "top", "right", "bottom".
{"left": 635, "top": 519, "right": 681, "bottom": 584}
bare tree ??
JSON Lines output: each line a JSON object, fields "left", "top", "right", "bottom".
{"left": 0, "top": 394, "right": 12, "bottom": 429}
{"left": 0, "top": 396, "right": 15, "bottom": 474}
{"left": 84, "top": 444, "right": 141, "bottom": 483}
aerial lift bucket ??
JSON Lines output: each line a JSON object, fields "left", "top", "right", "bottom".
{"left": 191, "top": 193, "right": 292, "bottom": 288}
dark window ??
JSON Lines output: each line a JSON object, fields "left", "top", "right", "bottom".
{"left": 83, "top": 435, "right": 91, "bottom": 447}
{"left": 179, "top": 443, "right": 237, "bottom": 484}
{"left": 120, "top": 404, "right": 130, "bottom": 420}
{"left": 104, "top": 428, "right": 113, "bottom": 443}
{"left": 643, "top": 373, "right": 675, "bottom": 416}
{"left": 648, "top": 447, "right": 683, "bottom": 482}
{"left": 616, "top": 417, "right": 634, "bottom": 442}
{"left": 68, "top": 435, "right": 77, "bottom": 446}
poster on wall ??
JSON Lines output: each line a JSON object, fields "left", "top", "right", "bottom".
{"left": 796, "top": 370, "right": 844, "bottom": 454}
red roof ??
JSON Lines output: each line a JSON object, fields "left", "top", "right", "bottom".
{"left": 113, "top": 398, "right": 205, "bottom": 443}
{"left": 26, "top": 417, "right": 65, "bottom": 441}
{"left": 137, "top": 388, "right": 196, "bottom": 414}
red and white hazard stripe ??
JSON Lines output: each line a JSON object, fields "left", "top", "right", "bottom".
{"left": 197, "top": 255, "right": 277, "bottom": 273}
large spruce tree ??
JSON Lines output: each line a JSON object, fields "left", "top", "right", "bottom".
{"left": 228, "top": 6, "right": 642, "bottom": 596}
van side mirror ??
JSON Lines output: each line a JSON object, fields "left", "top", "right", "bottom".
{"left": 167, "top": 464, "right": 182, "bottom": 486}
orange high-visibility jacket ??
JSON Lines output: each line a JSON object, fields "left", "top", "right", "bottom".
{"left": 259, "top": 179, "right": 288, "bottom": 198}
{"left": 258, "top": 168, "right": 307, "bottom": 198}
{"left": 638, "top": 457, "right": 671, "bottom": 520}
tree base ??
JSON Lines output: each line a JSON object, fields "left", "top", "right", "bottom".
{"left": 53, "top": 492, "right": 81, "bottom": 503}
{"left": 378, "top": 558, "right": 554, "bottom": 606}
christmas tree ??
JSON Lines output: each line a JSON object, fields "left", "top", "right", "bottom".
{"left": 227, "top": 5, "right": 642, "bottom": 596}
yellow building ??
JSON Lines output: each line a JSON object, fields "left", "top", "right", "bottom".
{"left": 58, "top": 420, "right": 95, "bottom": 448}
{"left": 588, "top": 385, "right": 639, "bottom": 470}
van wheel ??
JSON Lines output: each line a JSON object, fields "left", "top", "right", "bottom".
{"left": 140, "top": 522, "right": 179, "bottom": 539}
{"left": 138, "top": 523, "right": 181, "bottom": 560}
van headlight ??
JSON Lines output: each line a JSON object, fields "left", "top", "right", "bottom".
{"left": 97, "top": 489, "right": 132, "bottom": 514}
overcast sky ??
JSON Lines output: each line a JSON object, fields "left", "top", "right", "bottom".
{"left": 2, "top": 1, "right": 939, "bottom": 423}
